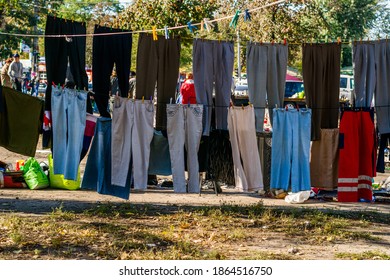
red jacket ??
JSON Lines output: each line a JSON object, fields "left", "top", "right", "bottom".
{"left": 180, "top": 79, "right": 196, "bottom": 104}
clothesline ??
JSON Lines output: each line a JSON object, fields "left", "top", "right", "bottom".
{"left": 0, "top": 0, "right": 287, "bottom": 38}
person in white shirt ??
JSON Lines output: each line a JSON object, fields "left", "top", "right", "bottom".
{"left": 8, "top": 53, "right": 23, "bottom": 91}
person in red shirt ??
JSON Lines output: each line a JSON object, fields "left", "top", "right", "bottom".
{"left": 180, "top": 73, "right": 196, "bottom": 104}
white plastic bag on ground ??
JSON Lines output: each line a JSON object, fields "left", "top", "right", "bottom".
{"left": 284, "top": 191, "right": 311, "bottom": 204}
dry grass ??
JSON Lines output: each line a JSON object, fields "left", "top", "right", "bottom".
{"left": 0, "top": 202, "right": 388, "bottom": 260}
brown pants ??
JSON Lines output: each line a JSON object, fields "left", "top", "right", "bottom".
{"left": 310, "top": 129, "right": 339, "bottom": 190}
{"left": 136, "top": 33, "right": 181, "bottom": 131}
{"left": 303, "top": 43, "right": 341, "bottom": 141}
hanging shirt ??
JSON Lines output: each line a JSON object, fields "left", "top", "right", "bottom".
{"left": 180, "top": 79, "right": 197, "bottom": 104}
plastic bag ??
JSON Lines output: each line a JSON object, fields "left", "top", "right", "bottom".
{"left": 284, "top": 191, "right": 311, "bottom": 204}
{"left": 22, "top": 157, "right": 49, "bottom": 190}
{"left": 48, "top": 154, "right": 81, "bottom": 190}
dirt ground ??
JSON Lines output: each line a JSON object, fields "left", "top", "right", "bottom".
{"left": 1, "top": 139, "right": 390, "bottom": 260}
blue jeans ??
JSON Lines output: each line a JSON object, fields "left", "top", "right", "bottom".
{"left": 51, "top": 86, "right": 87, "bottom": 180}
{"left": 271, "top": 108, "right": 311, "bottom": 192}
{"left": 81, "top": 117, "right": 131, "bottom": 200}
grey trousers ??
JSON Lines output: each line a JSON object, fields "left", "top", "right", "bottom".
{"left": 246, "top": 43, "right": 288, "bottom": 131}
{"left": 111, "top": 97, "right": 154, "bottom": 189}
{"left": 167, "top": 104, "right": 203, "bottom": 193}
{"left": 353, "top": 43, "right": 375, "bottom": 107}
{"left": 228, "top": 105, "right": 263, "bottom": 192}
{"left": 193, "top": 39, "right": 234, "bottom": 135}
{"left": 375, "top": 40, "right": 390, "bottom": 134}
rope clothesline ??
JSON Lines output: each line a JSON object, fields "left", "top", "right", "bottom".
{"left": 0, "top": 0, "right": 287, "bottom": 38}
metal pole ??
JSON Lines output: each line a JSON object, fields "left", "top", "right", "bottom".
{"left": 237, "top": 29, "right": 241, "bottom": 81}
{"left": 32, "top": 0, "right": 38, "bottom": 73}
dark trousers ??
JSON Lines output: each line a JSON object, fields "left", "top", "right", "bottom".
{"left": 136, "top": 33, "right": 181, "bottom": 130}
{"left": 92, "top": 26, "right": 132, "bottom": 118}
{"left": 303, "top": 43, "right": 341, "bottom": 141}
{"left": 377, "top": 133, "right": 390, "bottom": 173}
{"left": 44, "top": 15, "right": 91, "bottom": 112}
{"left": 12, "top": 79, "right": 22, "bottom": 92}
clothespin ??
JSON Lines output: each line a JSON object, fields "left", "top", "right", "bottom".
{"left": 275, "top": 104, "right": 278, "bottom": 108}
{"left": 142, "top": 96, "right": 144, "bottom": 103}
{"left": 170, "top": 97, "right": 173, "bottom": 104}
{"left": 200, "top": 20, "right": 204, "bottom": 32}
{"left": 187, "top": 21, "right": 197, "bottom": 33}
{"left": 229, "top": 10, "right": 240, "bottom": 29}
{"left": 244, "top": 9, "right": 251, "bottom": 22}
{"left": 337, "top": 37, "right": 341, "bottom": 45}
{"left": 150, "top": 96, "right": 153, "bottom": 103}
{"left": 188, "top": 99, "right": 191, "bottom": 108}
{"left": 152, "top": 26, "right": 158, "bottom": 41}
{"left": 204, "top": 18, "right": 214, "bottom": 33}
{"left": 241, "top": 104, "right": 244, "bottom": 110}
{"left": 52, "top": 81, "right": 56, "bottom": 87}
{"left": 297, "top": 104, "right": 300, "bottom": 111}
{"left": 285, "top": 105, "right": 288, "bottom": 111}
{"left": 57, "top": 83, "right": 61, "bottom": 89}
{"left": 248, "top": 101, "right": 252, "bottom": 107}
{"left": 283, "top": 38, "right": 287, "bottom": 45}
{"left": 164, "top": 26, "right": 169, "bottom": 39}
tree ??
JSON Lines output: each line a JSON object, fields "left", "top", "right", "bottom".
{"left": 119, "top": 0, "right": 221, "bottom": 69}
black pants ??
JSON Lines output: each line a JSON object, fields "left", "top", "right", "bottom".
{"left": 303, "top": 43, "right": 341, "bottom": 141}
{"left": 92, "top": 26, "right": 132, "bottom": 118}
{"left": 136, "top": 33, "right": 180, "bottom": 130}
{"left": 377, "top": 133, "right": 390, "bottom": 173}
{"left": 44, "top": 15, "right": 91, "bottom": 113}
{"left": 12, "top": 79, "right": 22, "bottom": 92}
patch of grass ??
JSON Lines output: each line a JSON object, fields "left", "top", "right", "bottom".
{"left": 50, "top": 205, "right": 76, "bottom": 221}
{"left": 244, "top": 251, "right": 298, "bottom": 260}
{"left": 336, "top": 251, "right": 390, "bottom": 260}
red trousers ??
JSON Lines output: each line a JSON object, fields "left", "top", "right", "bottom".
{"left": 338, "top": 110, "right": 376, "bottom": 202}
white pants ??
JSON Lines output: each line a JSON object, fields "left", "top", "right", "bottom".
{"left": 111, "top": 97, "right": 154, "bottom": 189}
{"left": 228, "top": 105, "right": 264, "bottom": 192}
{"left": 167, "top": 104, "right": 203, "bottom": 193}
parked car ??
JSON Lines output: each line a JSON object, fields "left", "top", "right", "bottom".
{"left": 340, "top": 74, "right": 354, "bottom": 102}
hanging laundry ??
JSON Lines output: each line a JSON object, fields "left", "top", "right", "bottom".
{"left": 338, "top": 108, "right": 376, "bottom": 202}
{"left": 82, "top": 117, "right": 131, "bottom": 200}
{"left": 0, "top": 86, "right": 43, "bottom": 157}
{"left": 246, "top": 42, "right": 288, "bottom": 131}
{"left": 111, "top": 97, "right": 154, "bottom": 189}
{"left": 302, "top": 43, "right": 341, "bottom": 141}
{"left": 374, "top": 40, "right": 390, "bottom": 134}
{"left": 228, "top": 105, "right": 263, "bottom": 192}
{"left": 193, "top": 39, "right": 234, "bottom": 135}
{"left": 92, "top": 25, "right": 132, "bottom": 118}
{"left": 136, "top": 33, "right": 181, "bottom": 131}
{"left": 353, "top": 42, "right": 375, "bottom": 107}
{"left": 271, "top": 108, "right": 311, "bottom": 193}
{"left": 166, "top": 104, "right": 203, "bottom": 193}
{"left": 148, "top": 130, "right": 172, "bottom": 176}
{"left": 44, "top": 15, "right": 92, "bottom": 150}
{"left": 51, "top": 86, "right": 87, "bottom": 181}
{"left": 310, "top": 129, "right": 339, "bottom": 190}
{"left": 44, "top": 15, "right": 91, "bottom": 115}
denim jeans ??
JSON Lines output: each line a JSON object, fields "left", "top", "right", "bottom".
{"left": 51, "top": 86, "right": 86, "bottom": 180}
{"left": 167, "top": 104, "right": 203, "bottom": 193}
{"left": 271, "top": 108, "right": 311, "bottom": 192}
{"left": 228, "top": 105, "right": 263, "bottom": 192}
{"left": 81, "top": 117, "right": 131, "bottom": 200}
{"left": 148, "top": 130, "right": 172, "bottom": 176}
{"left": 111, "top": 97, "right": 154, "bottom": 189}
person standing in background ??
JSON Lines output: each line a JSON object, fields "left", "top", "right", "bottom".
{"left": 1, "top": 57, "right": 13, "bottom": 88}
{"left": 180, "top": 73, "right": 196, "bottom": 104}
{"left": 8, "top": 53, "right": 23, "bottom": 91}
{"left": 128, "top": 71, "right": 136, "bottom": 99}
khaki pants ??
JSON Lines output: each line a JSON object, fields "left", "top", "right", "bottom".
{"left": 310, "top": 129, "right": 339, "bottom": 190}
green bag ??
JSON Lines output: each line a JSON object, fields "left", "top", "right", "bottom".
{"left": 22, "top": 157, "right": 49, "bottom": 190}
{"left": 48, "top": 154, "right": 81, "bottom": 190}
